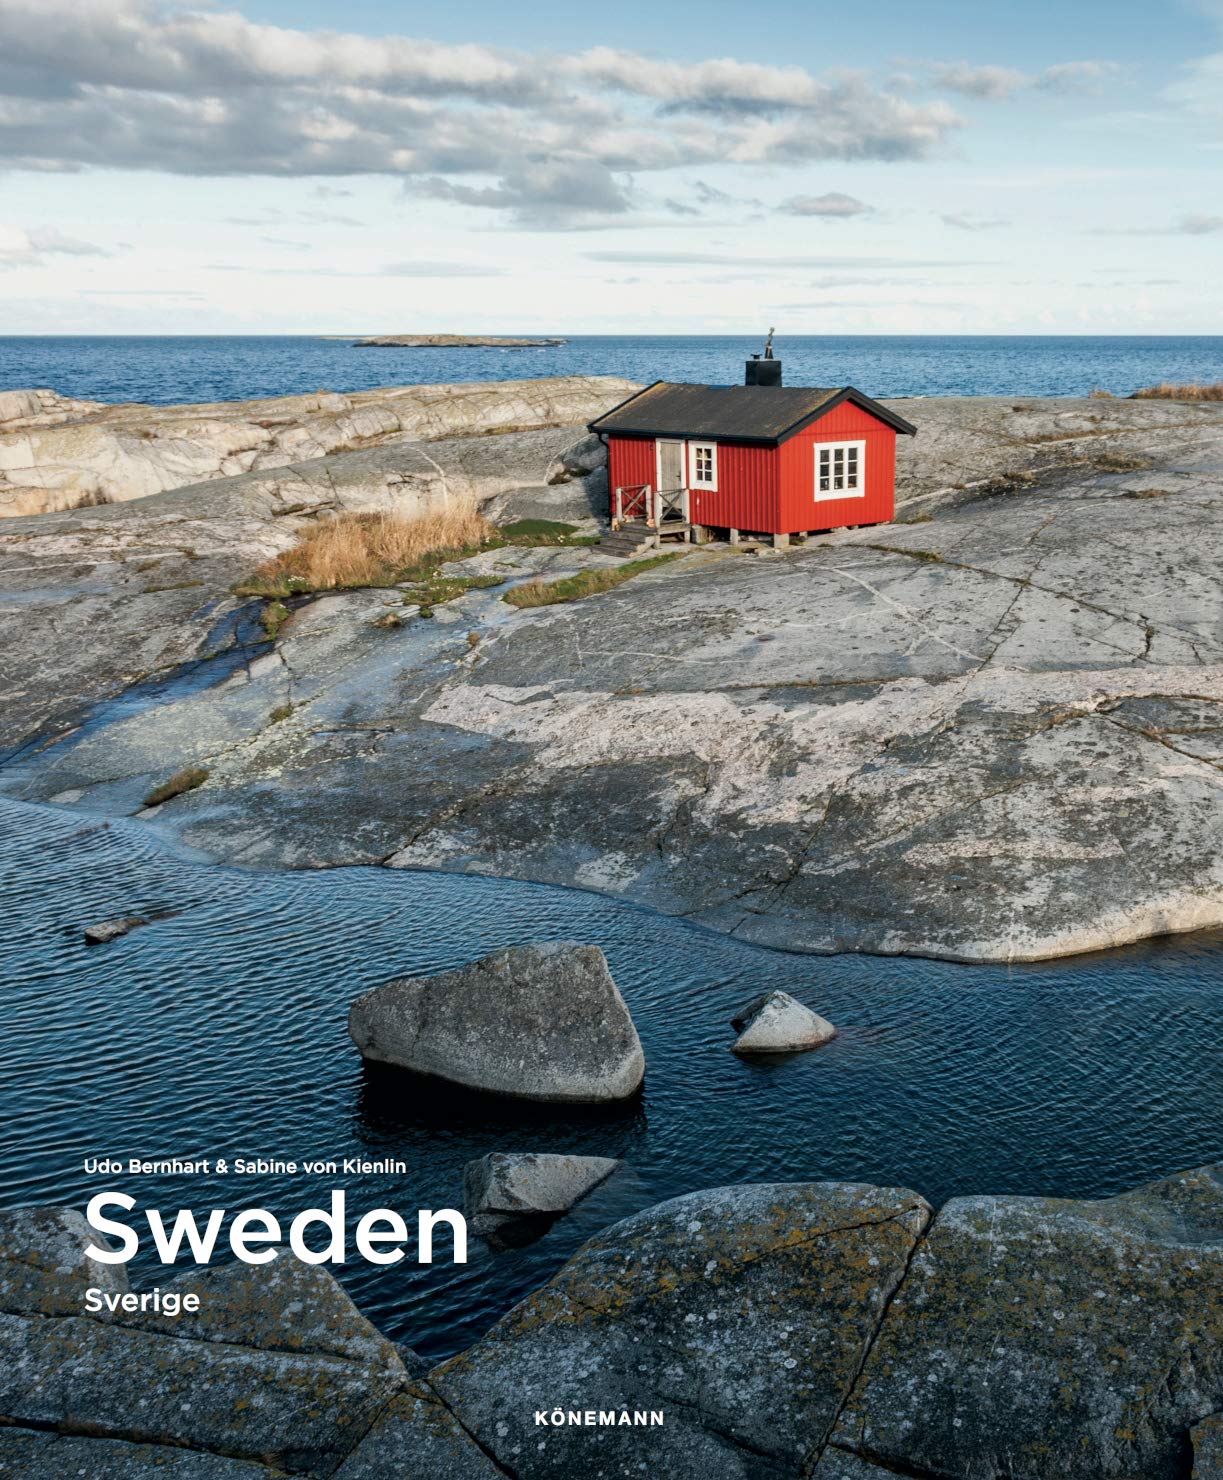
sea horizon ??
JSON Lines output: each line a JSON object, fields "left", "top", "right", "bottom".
{"left": 2, "top": 331, "right": 1220, "bottom": 405}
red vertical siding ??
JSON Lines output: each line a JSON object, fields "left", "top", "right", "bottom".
{"left": 779, "top": 402, "right": 896, "bottom": 533}
{"left": 607, "top": 404, "right": 896, "bottom": 534}
{"left": 606, "top": 436, "right": 654, "bottom": 519}
{"left": 607, "top": 434, "right": 778, "bottom": 528}
{"left": 687, "top": 440, "right": 778, "bottom": 532}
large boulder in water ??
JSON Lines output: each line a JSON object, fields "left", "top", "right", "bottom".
{"left": 730, "top": 989, "right": 837, "bottom": 1054}
{"left": 348, "top": 942, "right": 645, "bottom": 1102}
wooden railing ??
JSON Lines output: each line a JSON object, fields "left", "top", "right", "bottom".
{"left": 653, "top": 485, "right": 690, "bottom": 526}
{"left": 614, "top": 483, "right": 691, "bottom": 529}
{"left": 614, "top": 483, "right": 651, "bottom": 525}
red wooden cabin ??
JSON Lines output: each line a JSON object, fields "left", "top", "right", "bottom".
{"left": 588, "top": 348, "right": 916, "bottom": 546}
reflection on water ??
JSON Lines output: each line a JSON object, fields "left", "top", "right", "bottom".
{"left": 1, "top": 797, "right": 1220, "bottom": 1360}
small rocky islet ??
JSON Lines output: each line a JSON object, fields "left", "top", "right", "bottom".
{"left": 3, "top": 372, "right": 1223, "bottom": 1475}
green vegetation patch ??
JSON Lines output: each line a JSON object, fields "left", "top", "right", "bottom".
{"left": 261, "top": 600, "right": 291, "bottom": 639}
{"left": 401, "top": 572, "right": 505, "bottom": 608}
{"left": 504, "top": 552, "right": 685, "bottom": 609}
{"left": 496, "top": 518, "right": 600, "bottom": 548}
{"left": 144, "top": 766, "right": 209, "bottom": 808}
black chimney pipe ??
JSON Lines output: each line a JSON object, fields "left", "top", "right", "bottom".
{"left": 745, "top": 327, "right": 781, "bottom": 386}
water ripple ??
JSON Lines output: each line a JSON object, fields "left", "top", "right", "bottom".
{"left": 1, "top": 797, "right": 1220, "bottom": 1360}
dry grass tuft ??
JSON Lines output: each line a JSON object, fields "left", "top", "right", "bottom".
{"left": 145, "top": 766, "right": 209, "bottom": 808}
{"left": 1132, "top": 381, "right": 1223, "bottom": 402}
{"left": 239, "top": 504, "right": 497, "bottom": 598}
{"left": 1094, "top": 451, "right": 1153, "bottom": 473}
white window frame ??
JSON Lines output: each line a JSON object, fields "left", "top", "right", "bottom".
{"left": 688, "top": 440, "right": 718, "bottom": 491}
{"left": 814, "top": 439, "right": 866, "bottom": 501}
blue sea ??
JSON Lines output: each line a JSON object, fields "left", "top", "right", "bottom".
{"left": 1, "top": 334, "right": 1221, "bottom": 405}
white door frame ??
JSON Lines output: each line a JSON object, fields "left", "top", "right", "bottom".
{"left": 655, "top": 437, "right": 686, "bottom": 493}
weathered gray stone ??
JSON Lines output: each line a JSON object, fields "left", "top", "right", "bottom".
{"left": 833, "top": 1164, "right": 1223, "bottom": 1479}
{"left": 0, "top": 1429, "right": 277, "bottom": 1476}
{"left": 432, "top": 1181, "right": 932, "bottom": 1479}
{"left": 7, "top": 396, "right": 1223, "bottom": 963}
{"left": 0, "top": 375, "right": 636, "bottom": 517}
{"left": 464, "top": 1151, "right": 621, "bottom": 1233}
{"left": 0, "top": 1234, "right": 409, "bottom": 1476}
{"left": 0, "top": 1204, "right": 127, "bottom": 1316}
{"left": 809, "top": 1449, "right": 896, "bottom": 1477}
{"left": 545, "top": 430, "right": 606, "bottom": 484}
{"left": 1194, "top": 1414, "right": 1223, "bottom": 1478}
{"left": 83, "top": 914, "right": 148, "bottom": 945}
{"left": 730, "top": 990, "right": 836, "bottom": 1054}
{"left": 349, "top": 942, "right": 645, "bottom": 1102}
{"left": 330, "top": 1388, "right": 506, "bottom": 1478}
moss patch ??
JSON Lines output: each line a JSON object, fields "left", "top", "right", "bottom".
{"left": 504, "top": 552, "right": 685, "bottom": 609}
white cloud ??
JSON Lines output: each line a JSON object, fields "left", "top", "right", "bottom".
{"left": 940, "top": 212, "right": 1011, "bottom": 231}
{"left": 928, "top": 58, "right": 1121, "bottom": 100}
{"left": 0, "top": 0, "right": 963, "bottom": 228}
{"left": 1091, "top": 214, "right": 1223, "bottom": 236}
{"left": 0, "top": 224, "right": 109, "bottom": 267}
{"left": 779, "top": 192, "right": 873, "bottom": 218}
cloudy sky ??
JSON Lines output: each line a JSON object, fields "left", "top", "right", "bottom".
{"left": 1, "top": 0, "right": 1221, "bottom": 334}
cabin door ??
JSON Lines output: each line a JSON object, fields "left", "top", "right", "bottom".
{"left": 655, "top": 438, "right": 687, "bottom": 525}
{"left": 657, "top": 439, "right": 685, "bottom": 494}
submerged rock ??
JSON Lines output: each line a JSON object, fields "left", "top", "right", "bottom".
{"left": 730, "top": 989, "right": 837, "bottom": 1054}
{"left": 83, "top": 915, "right": 148, "bottom": 946}
{"left": 463, "top": 1151, "right": 621, "bottom": 1235}
{"left": 348, "top": 942, "right": 645, "bottom": 1102}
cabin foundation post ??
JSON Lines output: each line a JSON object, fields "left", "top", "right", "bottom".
{"left": 773, "top": 532, "right": 789, "bottom": 549}
{"left": 728, "top": 528, "right": 740, "bottom": 546}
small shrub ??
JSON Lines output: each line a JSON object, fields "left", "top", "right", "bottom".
{"left": 262, "top": 600, "right": 290, "bottom": 638}
{"left": 268, "top": 704, "right": 293, "bottom": 723}
{"left": 1089, "top": 388, "right": 1116, "bottom": 399}
{"left": 144, "top": 766, "right": 209, "bottom": 807}
{"left": 504, "top": 552, "right": 684, "bottom": 609}
{"left": 1132, "top": 381, "right": 1223, "bottom": 401}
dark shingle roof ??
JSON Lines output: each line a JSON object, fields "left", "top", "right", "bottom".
{"left": 588, "top": 381, "right": 917, "bottom": 442}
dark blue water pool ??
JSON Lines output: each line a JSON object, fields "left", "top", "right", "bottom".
{"left": 1, "top": 797, "right": 1220, "bottom": 1360}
